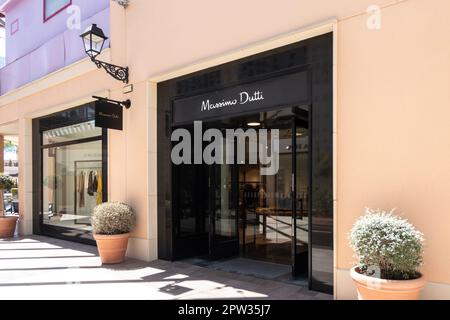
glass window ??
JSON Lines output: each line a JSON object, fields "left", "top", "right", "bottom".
{"left": 44, "top": 0, "right": 72, "bottom": 21}
{"left": 42, "top": 140, "right": 103, "bottom": 233}
{"left": 43, "top": 121, "right": 102, "bottom": 145}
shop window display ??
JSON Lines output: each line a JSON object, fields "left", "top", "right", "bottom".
{"left": 41, "top": 120, "right": 104, "bottom": 234}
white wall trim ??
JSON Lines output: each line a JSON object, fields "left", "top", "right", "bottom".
{"left": 17, "top": 117, "right": 33, "bottom": 237}
{"left": 421, "top": 281, "right": 450, "bottom": 300}
{"left": 336, "top": 268, "right": 358, "bottom": 300}
{"left": 22, "top": 89, "right": 110, "bottom": 119}
{"left": 127, "top": 237, "right": 157, "bottom": 262}
{"left": 332, "top": 21, "right": 339, "bottom": 300}
{"left": 0, "top": 49, "right": 111, "bottom": 107}
{"left": 147, "top": 81, "right": 158, "bottom": 262}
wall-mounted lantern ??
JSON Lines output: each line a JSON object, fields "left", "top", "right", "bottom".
{"left": 112, "top": 0, "right": 130, "bottom": 8}
{"left": 80, "top": 24, "right": 129, "bottom": 84}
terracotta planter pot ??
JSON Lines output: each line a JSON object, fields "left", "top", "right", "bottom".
{"left": 350, "top": 266, "right": 426, "bottom": 300}
{"left": 0, "top": 216, "right": 18, "bottom": 238}
{"left": 94, "top": 233, "right": 130, "bottom": 264}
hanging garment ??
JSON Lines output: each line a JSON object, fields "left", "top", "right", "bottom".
{"left": 93, "top": 172, "right": 98, "bottom": 195}
{"left": 77, "top": 171, "right": 85, "bottom": 208}
{"left": 87, "top": 171, "right": 93, "bottom": 196}
{"left": 84, "top": 170, "right": 89, "bottom": 189}
{"left": 88, "top": 171, "right": 98, "bottom": 196}
{"left": 96, "top": 173, "right": 103, "bottom": 205}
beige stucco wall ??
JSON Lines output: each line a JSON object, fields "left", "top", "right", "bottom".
{"left": 1, "top": 0, "right": 449, "bottom": 298}
{"left": 336, "top": 0, "right": 450, "bottom": 298}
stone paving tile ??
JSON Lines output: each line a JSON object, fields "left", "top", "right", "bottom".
{"left": 0, "top": 236, "right": 333, "bottom": 300}
{"left": 314, "top": 292, "right": 334, "bottom": 300}
{"left": 256, "top": 283, "right": 316, "bottom": 299}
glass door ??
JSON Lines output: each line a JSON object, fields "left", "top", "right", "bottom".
{"left": 205, "top": 107, "right": 311, "bottom": 273}
{"left": 208, "top": 132, "right": 239, "bottom": 260}
{"left": 292, "top": 108, "right": 310, "bottom": 277}
{"left": 236, "top": 111, "right": 296, "bottom": 267}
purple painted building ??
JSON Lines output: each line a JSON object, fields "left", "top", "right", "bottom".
{"left": 0, "top": 0, "right": 109, "bottom": 95}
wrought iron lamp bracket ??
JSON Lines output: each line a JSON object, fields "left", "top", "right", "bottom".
{"left": 92, "top": 58, "right": 129, "bottom": 84}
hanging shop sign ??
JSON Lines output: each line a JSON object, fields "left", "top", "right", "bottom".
{"left": 172, "top": 71, "right": 310, "bottom": 124}
{"left": 94, "top": 100, "right": 123, "bottom": 131}
{"left": 93, "top": 97, "right": 131, "bottom": 131}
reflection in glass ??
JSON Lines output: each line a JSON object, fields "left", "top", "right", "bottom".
{"left": 42, "top": 140, "right": 103, "bottom": 232}
{"left": 43, "top": 120, "right": 101, "bottom": 145}
{"left": 212, "top": 159, "right": 237, "bottom": 242}
{"left": 240, "top": 127, "right": 293, "bottom": 265}
{"left": 295, "top": 120, "right": 310, "bottom": 276}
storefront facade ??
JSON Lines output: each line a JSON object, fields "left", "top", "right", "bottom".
{"left": 0, "top": 0, "right": 449, "bottom": 299}
{"left": 32, "top": 104, "right": 108, "bottom": 244}
{"left": 157, "top": 34, "right": 333, "bottom": 293}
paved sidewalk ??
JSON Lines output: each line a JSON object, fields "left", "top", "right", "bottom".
{"left": 0, "top": 236, "right": 332, "bottom": 300}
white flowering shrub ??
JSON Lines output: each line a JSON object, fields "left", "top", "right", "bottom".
{"left": 349, "top": 208, "right": 424, "bottom": 280}
{"left": 92, "top": 202, "right": 135, "bottom": 235}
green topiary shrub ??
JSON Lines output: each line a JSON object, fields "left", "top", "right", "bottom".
{"left": 0, "top": 174, "right": 15, "bottom": 192}
{"left": 349, "top": 208, "right": 424, "bottom": 280}
{"left": 92, "top": 202, "right": 135, "bottom": 235}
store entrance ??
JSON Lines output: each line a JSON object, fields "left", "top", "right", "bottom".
{"left": 173, "top": 106, "right": 310, "bottom": 277}
{"left": 161, "top": 35, "right": 333, "bottom": 293}
{"left": 238, "top": 112, "right": 309, "bottom": 277}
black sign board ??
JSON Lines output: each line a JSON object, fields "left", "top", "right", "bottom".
{"left": 95, "top": 100, "right": 123, "bottom": 131}
{"left": 172, "top": 71, "right": 310, "bottom": 125}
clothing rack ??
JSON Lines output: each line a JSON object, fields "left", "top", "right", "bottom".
{"left": 74, "top": 160, "right": 102, "bottom": 224}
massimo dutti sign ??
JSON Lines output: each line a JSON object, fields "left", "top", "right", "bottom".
{"left": 172, "top": 71, "right": 309, "bottom": 124}
{"left": 95, "top": 100, "right": 123, "bottom": 131}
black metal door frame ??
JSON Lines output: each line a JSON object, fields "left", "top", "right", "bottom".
{"left": 208, "top": 128, "right": 240, "bottom": 260}
{"left": 291, "top": 114, "right": 312, "bottom": 284}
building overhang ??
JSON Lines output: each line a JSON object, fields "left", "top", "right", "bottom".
{"left": 0, "top": 0, "right": 18, "bottom": 13}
